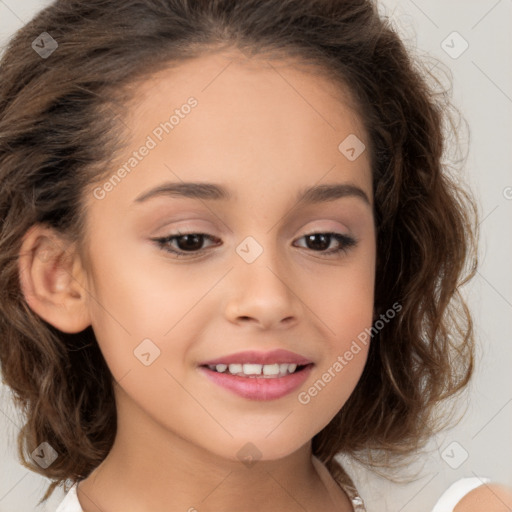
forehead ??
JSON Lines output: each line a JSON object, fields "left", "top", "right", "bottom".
{"left": 92, "top": 50, "right": 372, "bottom": 211}
{"left": 128, "top": 50, "right": 367, "bottom": 145}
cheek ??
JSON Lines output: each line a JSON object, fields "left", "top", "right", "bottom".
{"left": 85, "top": 238, "right": 198, "bottom": 334}
{"left": 299, "top": 257, "right": 374, "bottom": 411}
{"left": 295, "top": 285, "right": 372, "bottom": 426}
{"left": 82, "top": 245, "right": 171, "bottom": 378}
{"left": 84, "top": 260, "right": 206, "bottom": 433}
{"left": 308, "top": 252, "right": 375, "bottom": 347}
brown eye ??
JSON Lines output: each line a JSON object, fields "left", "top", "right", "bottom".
{"left": 173, "top": 234, "right": 206, "bottom": 252}
{"left": 151, "top": 231, "right": 357, "bottom": 259}
{"left": 152, "top": 232, "right": 220, "bottom": 257}
{"left": 294, "top": 232, "right": 357, "bottom": 256}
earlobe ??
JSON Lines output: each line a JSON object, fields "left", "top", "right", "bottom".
{"left": 18, "top": 224, "right": 91, "bottom": 333}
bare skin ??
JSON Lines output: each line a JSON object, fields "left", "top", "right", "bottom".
{"left": 454, "top": 483, "right": 512, "bottom": 512}
{"left": 19, "top": 50, "right": 375, "bottom": 511}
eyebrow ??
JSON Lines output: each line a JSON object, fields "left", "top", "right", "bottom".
{"left": 134, "top": 181, "right": 371, "bottom": 207}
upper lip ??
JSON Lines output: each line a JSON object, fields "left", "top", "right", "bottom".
{"left": 199, "top": 349, "right": 313, "bottom": 366}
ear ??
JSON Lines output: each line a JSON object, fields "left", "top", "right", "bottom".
{"left": 18, "top": 224, "right": 91, "bottom": 333}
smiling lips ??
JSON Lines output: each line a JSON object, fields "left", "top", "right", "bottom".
{"left": 199, "top": 349, "right": 314, "bottom": 400}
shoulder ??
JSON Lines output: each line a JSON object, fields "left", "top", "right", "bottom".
{"left": 453, "top": 483, "right": 512, "bottom": 512}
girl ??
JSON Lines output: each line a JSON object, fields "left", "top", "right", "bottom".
{"left": 0, "top": 0, "right": 509, "bottom": 511}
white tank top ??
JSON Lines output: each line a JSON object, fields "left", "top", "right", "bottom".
{"left": 54, "top": 475, "right": 491, "bottom": 511}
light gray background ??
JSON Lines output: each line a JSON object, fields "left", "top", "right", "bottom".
{"left": 0, "top": 1, "right": 510, "bottom": 511}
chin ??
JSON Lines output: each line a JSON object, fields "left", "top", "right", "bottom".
{"left": 203, "top": 432, "right": 312, "bottom": 465}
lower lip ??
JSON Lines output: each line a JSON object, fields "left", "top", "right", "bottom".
{"left": 199, "top": 365, "right": 314, "bottom": 401}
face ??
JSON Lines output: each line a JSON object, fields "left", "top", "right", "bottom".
{"left": 80, "top": 50, "right": 376, "bottom": 462}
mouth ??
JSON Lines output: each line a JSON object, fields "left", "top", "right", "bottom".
{"left": 198, "top": 349, "right": 314, "bottom": 400}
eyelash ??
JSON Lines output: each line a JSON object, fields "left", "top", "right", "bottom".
{"left": 151, "top": 231, "right": 357, "bottom": 259}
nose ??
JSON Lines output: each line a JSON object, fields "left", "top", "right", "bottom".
{"left": 223, "top": 240, "right": 301, "bottom": 330}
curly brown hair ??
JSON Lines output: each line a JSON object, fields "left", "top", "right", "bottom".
{"left": 0, "top": 0, "right": 478, "bottom": 504}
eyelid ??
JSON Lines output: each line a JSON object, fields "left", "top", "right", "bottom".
{"left": 149, "top": 219, "right": 219, "bottom": 237}
{"left": 151, "top": 217, "right": 351, "bottom": 237}
{"left": 151, "top": 219, "right": 352, "bottom": 241}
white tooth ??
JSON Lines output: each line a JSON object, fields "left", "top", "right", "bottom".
{"left": 287, "top": 363, "right": 297, "bottom": 373}
{"left": 229, "top": 363, "right": 243, "bottom": 374}
{"left": 243, "top": 363, "right": 262, "bottom": 375}
{"left": 279, "top": 363, "right": 289, "bottom": 374}
{"left": 262, "top": 363, "right": 280, "bottom": 376}
{"left": 215, "top": 364, "right": 227, "bottom": 373}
